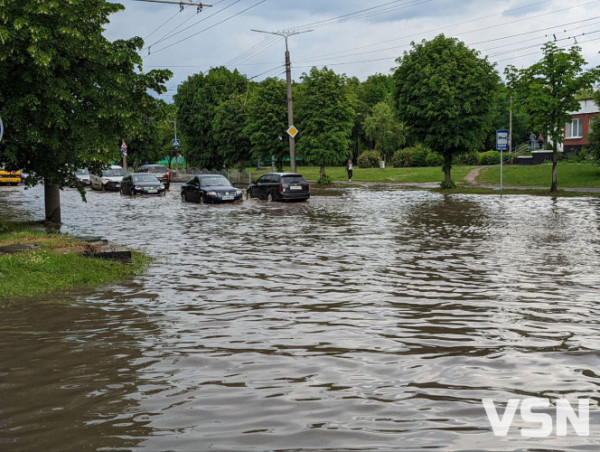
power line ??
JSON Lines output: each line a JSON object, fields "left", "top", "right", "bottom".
{"left": 147, "top": 0, "right": 268, "bottom": 56}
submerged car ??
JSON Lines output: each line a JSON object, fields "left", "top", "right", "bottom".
{"left": 181, "top": 174, "right": 243, "bottom": 204}
{"left": 120, "top": 173, "right": 166, "bottom": 196}
{"left": 73, "top": 168, "right": 90, "bottom": 187}
{"left": 247, "top": 172, "right": 310, "bottom": 202}
{"left": 90, "top": 165, "right": 127, "bottom": 191}
{"left": 138, "top": 164, "right": 170, "bottom": 189}
{"left": 0, "top": 168, "right": 21, "bottom": 185}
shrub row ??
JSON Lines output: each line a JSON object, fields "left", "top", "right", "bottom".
{"left": 356, "top": 148, "right": 511, "bottom": 168}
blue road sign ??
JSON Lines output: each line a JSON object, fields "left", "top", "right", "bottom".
{"left": 0, "top": 116, "right": 4, "bottom": 144}
{"left": 172, "top": 139, "right": 180, "bottom": 148}
{"left": 496, "top": 130, "right": 509, "bottom": 151}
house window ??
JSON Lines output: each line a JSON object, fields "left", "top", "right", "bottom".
{"left": 566, "top": 118, "right": 583, "bottom": 138}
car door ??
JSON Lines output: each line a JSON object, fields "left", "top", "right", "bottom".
{"left": 121, "top": 175, "right": 131, "bottom": 194}
{"left": 256, "top": 174, "right": 274, "bottom": 200}
{"left": 189, "top": 177, "right": 201, "bottom": 202}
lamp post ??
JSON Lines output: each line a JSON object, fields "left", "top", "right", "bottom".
{"left": 251, "top": 29, "right": 312, "bottom": 173}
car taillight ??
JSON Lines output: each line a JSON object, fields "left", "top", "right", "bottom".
{"left": 167, "top": 170, "right": 170, "bottom": 181}
{"left": 278, "top": 183, "right": 283, "bottom": 193}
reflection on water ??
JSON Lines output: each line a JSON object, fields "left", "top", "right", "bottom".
{"left": 1, "top": 185, "right": 600, "bottom": 451}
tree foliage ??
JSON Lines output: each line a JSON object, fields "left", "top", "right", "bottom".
{"left": 506, "top": 43, "right": 599, "bottom": 192}
{"left": 363, "top": 101, "right": 405, "bottom": 160}
{"left": 0, "top": 0, "right": 171, "bottom": 221}
{"left": 243, "top": 78, "right": 288, "bottom": 169}
{"left": 295, "top": 67, "right": 356, "bottom": 178}
{"left": 174, "top": 67, "right": 247, "bottom": 169}
{"left": 213, "top": 95, "right": 251, "bottom": 168}
{"left": 393, "top": 34, "right": 500, "bottom": 187}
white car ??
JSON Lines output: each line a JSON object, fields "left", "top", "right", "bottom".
{"left": 90, "top": 165, "right": 128, "bottom": 191}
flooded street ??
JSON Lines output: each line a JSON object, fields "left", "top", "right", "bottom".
{"left": 2, "top": 184, "right": 600, "bottom": 451}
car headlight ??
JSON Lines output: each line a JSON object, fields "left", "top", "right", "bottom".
{"left": 102, "top": 178, "right": 110, "bottom": 184}
{"left": 160, "top": 184, "right": 165, "bottom": 189}
{"left": 236, "top": 189, "right": 242, "bottom": 195}
{"left": 134, "top": 186, "right": 142, "bottom": 190}
{"left": 206, "top": 191, "right": 217, "bottom": 196}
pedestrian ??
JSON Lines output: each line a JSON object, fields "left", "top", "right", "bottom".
{"left": 346, "top": 159, "right": 353, "bottom": 182}
{"left": 530, "top": 131, "right": 537, "bottom": 151}
{"left": 538, "top": 132, "right": 545, "bottom": 150}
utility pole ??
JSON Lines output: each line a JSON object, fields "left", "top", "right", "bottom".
{"left": 251, "top": 29, "right": 312, "bottom": 173}
{"left": 509, "top": 95, "right": 513, "bottom": 154}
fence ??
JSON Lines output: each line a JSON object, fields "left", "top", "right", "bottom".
{"left": 178, "top": 168, "right": 251, "bottom": 185}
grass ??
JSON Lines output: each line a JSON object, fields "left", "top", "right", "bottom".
{"left": 248, "top": 165, "right": 477, "bottom": 184}
{"left": 0, "top": 222, "right": 151, "bottom": 302}
{"left": 477, "top": 162, "right": 600, "bottom": 188}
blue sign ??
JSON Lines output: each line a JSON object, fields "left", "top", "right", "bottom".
{"left": 172, "top": 139, "right": 180, "bottom": 148}
{"left": 0, "top": 116, "right": 3, "bottom": 144}
{"left": 496, "top": 130, "right": 509, "bottom": 151}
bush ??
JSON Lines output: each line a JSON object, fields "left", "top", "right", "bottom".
{"left": 479, "top": 150, "right": 501, "bottom": 165}
{"left": 440, "top": 179, "right": 456, "bottom": 189}
{"left": 425, "top": 151, "right": 444, "bottom": 167}
{"left": 317, "top": 174, "right": 333, "bottom": 185}
{"left": 357, "top": 150, "right": 381, "bottom": 168}
{"left": 455, "top": 150, "right": 479, "bottom": 165}
{"left": 392, "top": 145, "right": 437, "bottom": 167}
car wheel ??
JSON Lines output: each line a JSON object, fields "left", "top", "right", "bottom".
{"left": 246, "top": 188, "right": 252, "bottom": 199}
{"left": 200, "top": 195, "right": 205, "bottom": 204}
{"left": 101, "top": 183, "right": 105, "bottom": 192}
{"left": 267, "top": 191, "right": 275, "bottom": 202}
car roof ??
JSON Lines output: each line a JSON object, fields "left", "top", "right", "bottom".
{"left": 130, "top": 172, "right": 158, "bottom": 176}
{"left": 140, "top": 164, "right": 166, "bottom": 168}
{"left": 263, "top": 172, "right": 304, "bottom": 176}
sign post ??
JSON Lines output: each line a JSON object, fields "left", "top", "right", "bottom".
{"left": 121, "top": 140, "right": 128, "bottom": 170}
{"left": 496, "top": 130, "right": 509, "bottom": 197}
{"left": 0, "top": 116, "right": 4, "bottom": 144}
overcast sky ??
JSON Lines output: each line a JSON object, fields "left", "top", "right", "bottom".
{"left": 105, "top": 0, "right": 600, "bottom": 101}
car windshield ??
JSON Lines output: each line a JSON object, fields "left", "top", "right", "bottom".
{"left": 283, "top": 175, "right": 306, "bottom": 184}
{"left": 102, "top": 168, "right": 127, "bottom": 177}
{"left": 200, "top": 176, "right": 230, "bottom": 187}
{"left": 75, "top": 169, "right": 89, "bottom": 176}
{"left": 133, "top": 174, "right": 158, "bottom": 183}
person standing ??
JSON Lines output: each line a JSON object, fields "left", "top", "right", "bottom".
{"left": 530, "top": 131, "right": 537, "bottom": 151}
{"left": 538, "top": 132, "right": 545, "bottom": 150}
{"left": 346, "top": 159, "right": 353, "bottom": 182}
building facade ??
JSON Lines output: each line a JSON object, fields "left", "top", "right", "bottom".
{"left": 563, "top": 98, "right": 599, "bottom": 153}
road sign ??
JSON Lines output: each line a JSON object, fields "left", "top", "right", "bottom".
{"left": 121, "top": 141, "right": 127, "bottom": 155}
{"left": 172, "top": 139, "right": 180, "bottom": 148}
{"left": 0, "top": 116, "right": 3, "bottom": 144}
{"left": 287, "top": 125, "right": 298, "bottom": 138}
{"left": 496, "top": 130, "right": 509, "bottom": 151}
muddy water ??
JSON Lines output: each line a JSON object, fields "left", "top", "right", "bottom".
{"left": 1, "top": 185, "right": 600, "bottom": 451}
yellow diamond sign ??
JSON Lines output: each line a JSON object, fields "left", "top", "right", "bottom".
{"left": 287, "top": 125, "right": 298, "bottom": 138}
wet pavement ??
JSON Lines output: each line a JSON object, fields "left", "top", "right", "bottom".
{"left": 1, "top": 184, "right": 600, "bottom": 451}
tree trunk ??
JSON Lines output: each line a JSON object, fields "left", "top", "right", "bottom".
{"left": 44, "top": 182, "right": 61, "bottom": 224}
{"left": 550, "top": 141, "right": 558, "bottom": 193}
{"left": 320, "top": 164, "right": 325, "bottom": 180}
{"left": 443, "top": 153, "right": 453, "bottom": 186}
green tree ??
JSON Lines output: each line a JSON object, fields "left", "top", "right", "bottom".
{"left": 174, "top": 67, "right": 247, "bottom": 169}
{"left": 0, "top": 0, "right": 171, "bottom": 222}
{"left": 363, "top": 101, "right": 406, "bottom": 162}
{"left": 296, "top": 67, "right": 356, "bottom": 179}
{"left": 393, "top": 34, "right": 500, "bottom": 188}
{"left": 243, "top": 78, "right": 288, "bottom": 170}
{"left": 506, "top": 43, "right": 599, "bottom": 192}
{"left": 588, "top": 91, "right": 600, "bottom": 162}
{"left": 213, "top": 95, "right": 251, "bottom": 168}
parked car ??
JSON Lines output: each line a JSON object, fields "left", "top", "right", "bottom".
{"left": 90, "top": 165, "right": 127, "bottom": 191}
{"left": 138, "top": 164, "right": 170, "bottom": 189}
{"left": 0, "top": 168, "right": 21, "bottom": 185}
{"left": 247, "top": 172, "right": 310, "bottom": 202}
{"left": 120, "top": 173, "right": 166, "bottom": 196}
{"left": 181, "top": 174, "right": 243, "bottom": 203}
{"left": 73, "top": 168, "right": 90, "bottom": 187}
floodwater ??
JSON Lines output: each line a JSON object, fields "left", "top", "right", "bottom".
{"left": 1, "top": 184, "right": 600, "bottom": 451}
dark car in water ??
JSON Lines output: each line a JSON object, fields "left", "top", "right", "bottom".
{"left": 181, "top": 174, "right": 243, "bottom": 204}
{"left": 247, "top": 172, "right": 310, "bottom": 202}
{"left": 138, "top": 164, "right": 170, "bottom": 189}
{"left": 73, "top": 168, "right": 90, "bottom": 187}
{"left": 120, "top": 173, "right": 166, "bottom": 196}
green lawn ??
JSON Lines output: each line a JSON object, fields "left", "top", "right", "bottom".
{"left": 249, "top": 165, "right": 477, "bottom": 184}
{"left": 477, "top": 162, "right": 600, "bottom": 188}
{"left": 0, "top": 223, "right": 151, "bottom": 302}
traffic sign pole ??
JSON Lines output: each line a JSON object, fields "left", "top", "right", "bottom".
{"left": 497, "top": 130, "right": 509, "bottom": 198}
{"left": 0, "top": 116, "right": 4, "bottom": 144}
